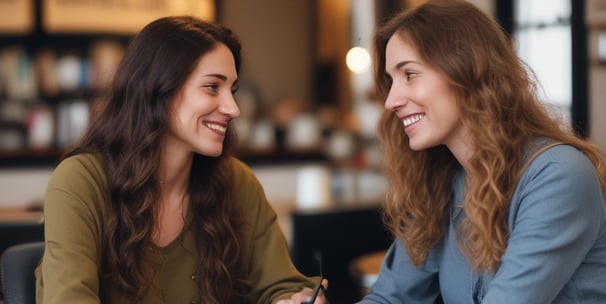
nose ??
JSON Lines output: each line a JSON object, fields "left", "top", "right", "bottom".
{"left": 384, "top": 82, "right": 407, "bottom": 112}
{"left": 220, "top": 93, "right": 240, "bottom": 118}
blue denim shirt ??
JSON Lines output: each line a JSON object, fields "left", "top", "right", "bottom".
{"left": 358, "top": 144, "right": 606, "bottom": 303}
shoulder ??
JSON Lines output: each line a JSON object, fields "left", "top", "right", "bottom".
{"left": 47, "top": 153, "right": 108, "bottom": 202}
{"left": 227, "top": 157, "right": 276, "bottom": 216}
{"left": 523, "top": 144, "right": 596, "bottom": 183}
{"left": 45, "top": 153, "right": 109, "bottom": 232}
{"left": 52, "top": 153, "right": 105, "bottom": 181}
{"left": 229, "top": 157, "right": 256, "bottom": 179}
{"left": 229, "top": 157, "right": 264, "bottom": 192}
{"left": 512, "top": 143, "right": 604, "bottom": 221}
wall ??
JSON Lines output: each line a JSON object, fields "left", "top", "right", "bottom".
{"left": 589, "top": 66, "right": 606, "bottom": 151}
{"left": 0, "top": 168, "right": 52, "bottom": 208}
{"left": 218, "top": 0, "right": 315, "bottom": 110}
{"left": 466, "top": 0, "right": 495, "bottom": 15}
{"left": 587, "top": 0, "right": 606, "bottom": 151}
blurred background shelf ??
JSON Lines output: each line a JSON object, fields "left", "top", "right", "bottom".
{"left": 0, "top": 148, "right": 62, "bottom": 168}
{"left": 0, "top": 148, "right": 330, "bottom": 168}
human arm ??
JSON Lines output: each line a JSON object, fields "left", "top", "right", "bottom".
{"left": 36, "top": 155, "right": 106, "bottom": 304}
{"left": 357, "top": 239, "right": 440, "bottom": 304}
{"left": 276, "top": 279, "right": 328, "bottom": 304}
{"left": 231, "top": 159, "right": 321, "bottom": 303}
{"left": 481, "top": 145, "right": 606, "bottom": 303}
{"left": 247, "top": 205, "right": 320, "bottom": 304}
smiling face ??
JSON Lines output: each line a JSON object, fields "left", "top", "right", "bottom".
{"left": 165, "top": 43, "right": 240, "bottom": 158}
{"left": 384, "top": 33, "right": 469, "bottom": 154}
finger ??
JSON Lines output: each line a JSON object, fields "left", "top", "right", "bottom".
{"left": 314, "top": 280, "right": 328, "bottom": 304}
{"left": 298, "top": 287, "right": 314, "bottom": 296}
{"left": 321, "top": 279, "right": 328, "bottom": 290}
{"left": 314, "top": 290, "right": 326, "bottom": 304}
{"left": 290, "top": 290, "right": 313, "bottom": 303}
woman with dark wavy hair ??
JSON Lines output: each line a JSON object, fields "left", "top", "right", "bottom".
{"left": 36, "top": 16, "right": 326, "bottom": 304}
{"left": 358, "top": 1, "right": 606, "bottom": 303}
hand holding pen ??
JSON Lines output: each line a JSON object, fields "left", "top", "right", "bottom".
{"left": 278, "top": 251, "right": 328, "bottom": 304}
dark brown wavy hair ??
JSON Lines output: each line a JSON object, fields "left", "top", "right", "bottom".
{"left": 64, "top": 16, "right": 248, "bottom": 303}
{"left": 373, "top": 0, "right": 606, "bottom": 272}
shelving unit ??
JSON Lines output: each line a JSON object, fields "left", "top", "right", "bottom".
{"left": 0, "top": 148, "right": 61, "bottom": 168}
{"left": 0, "top": 0, "right": 133, "bottom": 168}
{"left": 0, "top": 0, "right": 220, "bottom": 169}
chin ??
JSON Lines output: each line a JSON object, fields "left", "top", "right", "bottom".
{"left": 197, "top": 147, "right": 224, "bottom": 158}
{"left": 408, "top": 140, "right": 422, "bottom": 151}
{"left": 409, "top": 146, "right": 426, "bottom": 152}
{"left": 408, "top": 139, "right": 433, "bottom": 151}
{"left": 208, "top": 150, "right": 223, "bottom": 157}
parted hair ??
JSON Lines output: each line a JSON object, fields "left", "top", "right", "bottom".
{"left": 373, "top": 0, "right": 606, "bottom": 272}
{"left": 64, "top": 16, "right": 247, "bottom": 303}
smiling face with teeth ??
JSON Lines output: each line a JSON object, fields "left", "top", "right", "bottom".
{"left": 384, "top": 32, "right": 470, "bottom": 159}
{"left": 166, "top": 43, "right": 240, "bottom": 158}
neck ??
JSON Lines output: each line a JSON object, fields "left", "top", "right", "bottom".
{"left": 158, "top": 149, "right": 192, "bottom": 190}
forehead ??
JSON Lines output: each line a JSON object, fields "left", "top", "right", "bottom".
{"left": 191, "top": 43, "right": 236, "bottom": 75}
{"left": 385, "top": 33, "right": 423, "bottom": 67}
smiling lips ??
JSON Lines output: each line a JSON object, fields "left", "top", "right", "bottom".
{"left": 204, "top": 122, "right": 227, "bottom": 135}
{"left": 402, "top": 113, "right": 425, "bottom": 128}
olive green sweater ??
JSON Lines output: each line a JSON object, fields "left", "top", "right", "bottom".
{"left": 36, "top": 154, "right": 315, "bottom": 303}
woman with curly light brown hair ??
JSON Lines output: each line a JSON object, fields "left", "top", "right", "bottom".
{"left": 357, "top": 1, "right": 606, "bottom": 303}
{"left": 35, "top": 16, "right": 326, "bottom": 304}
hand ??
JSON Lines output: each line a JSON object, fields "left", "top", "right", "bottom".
{"left": 276, "top": 279, "right": 328, "bottom": 304}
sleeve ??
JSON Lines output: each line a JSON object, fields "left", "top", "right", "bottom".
{"left": 482, "top": 146, "right": 605, "bottom": 303}
{"left": 357, "top": 239, "right": 440, "bottom": 304}
{"left": 36, "top": 156, "right": 104, "bottom": 304}
{"left": 232, "top": 160, "right": 317, "bottom": 304}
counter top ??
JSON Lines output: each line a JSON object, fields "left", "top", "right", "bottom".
{"left": 0, "top": 208, "right": 44, "bottom": 224}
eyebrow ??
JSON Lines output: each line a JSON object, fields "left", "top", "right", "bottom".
{"left": 202, "top": 73, "right": 228, "bottom": 81}
{"left": 386, "top": 60, "right": 418, "bottom": 77}
{"left": 201, "top": 74, "right": 239, "bottom": 86}
{"left": 394, "top": 60, "right": 417, "bottom": 70}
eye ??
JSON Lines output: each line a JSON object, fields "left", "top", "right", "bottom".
{"left": 231, "top": 83, "right": 240, "bottom": 95}
{"left": 203, "top": 84, "right": 219, "bottom": 94}
{"left": 405, "top": 71, "right": 418, "bottom": 81}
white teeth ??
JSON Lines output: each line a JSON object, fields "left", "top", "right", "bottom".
{"left": 205, "top": 123, "right": 226, "bottom": 132}
{"left": 402, "top": 114, "right": 425, "bottom": 127}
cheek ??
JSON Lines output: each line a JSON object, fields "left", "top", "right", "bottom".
{"left": 439, "top": 100, "right": 461, "bottom": 126}
{"left": 407, "top": 87, "right": 432, "bottom": 106}
{"left": 188, "top": 96, "right": 215, "bottom": 114}
{"left": 169, "top": 108, "right": 191, "bottom": 132}
{"left": 429, "top": 81, "right": 457, "bottom": 112}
